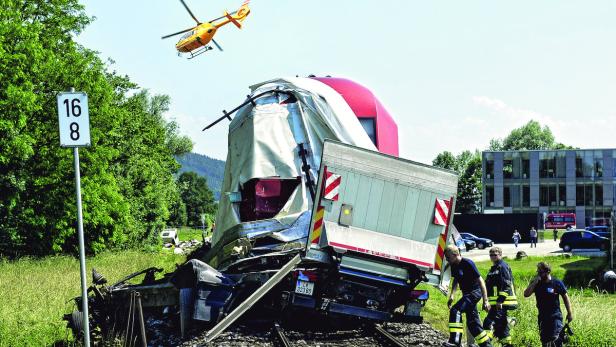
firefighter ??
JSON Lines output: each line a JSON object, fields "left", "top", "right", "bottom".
{"left": 524, "top": 261, "right": 573, "bottom": 347}
{"left": 482, "top": 247, "right": 517, "bottom": 347}
{"left": 443, "top": 245, "right": 492, "bottom": 347}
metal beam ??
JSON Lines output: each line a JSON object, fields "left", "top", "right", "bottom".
{"left": 204, "top": 254, "right": 301, "bottom": 343}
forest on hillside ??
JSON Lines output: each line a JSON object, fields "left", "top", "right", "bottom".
{"left": 177, "top": 153, "right": 225, "bottom": 200}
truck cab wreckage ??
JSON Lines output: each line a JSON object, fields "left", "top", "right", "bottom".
{"left": 65, "top": 77, "right": 458, "bottom": 344}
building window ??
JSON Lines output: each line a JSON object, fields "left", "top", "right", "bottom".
{"left": 584, "top": 151, "right": 594, "bottom": 177}
{"left": 512, "top": 185, "right": 521, "bottom": 207}
{"left": 576, "top": 184, "right": 585, "bottom": 206}
{"left": 522, "top": 185, "right": 530, "bottom": 207}
{"left": 576, "top": 152, "right": 583, "bottom": 177}
{"left": 485, "top": 160, "right": 494, "bottom": 179}
{"left": 585, "top": 184, "right": 593, "bottom": 206}
{"left": 540, "top": 184, "right": 557, "bottom": 207}
{"left": 504, "top": 186, "right": 511, "bottom": 207}
{"left": 521, "top": 153, "right": 530, "bottom": 179}
{"left": 556, "top": 152, "right": 566, "bottom": 178}
{"left": 595, "top": 184, "right": 603, "bottom": 206}
{"left": 576, "top": 151, "right": 595, "bottom": 178}
{"left": 594, "top": 151, "right": 603, "bottom": 178}
{"left": 486, "top": 186, "right": 494, "bottom": 207}
{"left": 540, "top": 152, "right": 556, "bottom": 178}
{"left": 540, "top": 185, "right": 549, "bottom": 206}
{"left": 558, "top": 185, "right": 566, "bottom": 207}
{"left": 503, "top": 158, "right": 513, "bottom": 179}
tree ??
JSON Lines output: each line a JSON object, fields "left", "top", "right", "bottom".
{"left": 177, "top": 172, "right": 216, "bottom": 227}
{"left": 0, "top": 1, "right": 192, "bottom": 256}
{"left": 489, "top": 120, "right": 573, "bottom": 151}
{"left": 457, "top": 155, "right": 482, "bottom": 213}
{"left": 433, "top": 150, "right": 482, "bottom": 213}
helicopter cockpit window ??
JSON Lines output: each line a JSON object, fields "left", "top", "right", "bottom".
{"left": 180, "top": 31, "right": 194, "bottom": 40}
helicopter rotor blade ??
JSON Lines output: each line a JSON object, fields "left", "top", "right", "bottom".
{"left": 211, "top": 39, "right": 224, "bottom": 52}
{"left": 208, "top": 10, "right": 238, "bottom": 23}
{"left": 179, "top": 0, "right": 201, "bottom": 24}
{"left": 161, "top": 26, "right": 196, "bottom": 39}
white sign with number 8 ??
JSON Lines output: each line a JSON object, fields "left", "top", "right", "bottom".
{"left": 57, "top": 92, "right": 90, "bottom": 147}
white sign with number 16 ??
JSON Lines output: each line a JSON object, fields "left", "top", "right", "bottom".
{"left": 57, "top": 92, "right": 90, "bottom": 147}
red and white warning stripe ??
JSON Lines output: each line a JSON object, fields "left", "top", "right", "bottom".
{"left": 433, "top": 198, "right": 451, "bottom": 226}
{"left": 323, "top": 167, "right": 341, "bottom": 201}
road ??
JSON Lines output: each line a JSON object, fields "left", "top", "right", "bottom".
{"left": 463, "top": 239, "right": 606, "bottom": 262}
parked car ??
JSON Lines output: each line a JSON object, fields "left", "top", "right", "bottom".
{"left": 455, "top": 238, "right": 466, "bottom": 252}
{"left": 455, "top": 237, "right": 476, "bottom": 252}
{"left": 459, "top": 233, "right": 493, "bottom": 249}
{"left": 585, "top": 225, "right": 610, "bottom": 238}
{"left": 463, "top": 238, "right": 476, "bottom": 251}
{"left": 559, "top": 230, "right": 609, "bottom": 252}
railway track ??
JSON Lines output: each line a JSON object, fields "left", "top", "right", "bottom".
{"left": 268, "top": 322, "right": 410, "bottom": 347}
{"left": 368, "top": 324, "right": 409, "bottom": 347}
{"left": 271, "top": 322, "right": 292, "bottom": 347}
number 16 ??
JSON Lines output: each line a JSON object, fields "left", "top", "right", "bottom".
{"left": 63, "top": 98, "right": 81, "bottom": 117}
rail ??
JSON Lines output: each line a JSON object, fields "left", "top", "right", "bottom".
{"left": 271, "top": 322, "right": 292, "bottom": 347}
{"left": 369, "top": 324, "right": 409, "bottom": 347}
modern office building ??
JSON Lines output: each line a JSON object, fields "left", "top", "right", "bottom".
{"left": 482, "top": 149, "right": 616, "bottom": 228}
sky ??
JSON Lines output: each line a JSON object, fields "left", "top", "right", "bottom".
{"left": 77, "top": 1, "right": 616, "bottom": 164}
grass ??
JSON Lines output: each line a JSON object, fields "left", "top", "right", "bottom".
{"left": 177, "top": 226, "right": 209, "bottom": 242}
{"left": 0, "top": 250, "right": 185, "bottom": 346}
{"left": 419, "top": 255, "right": 616, "bottom": 346}
{"left": 1, "top": 249, "right": 613, "bottom": 346}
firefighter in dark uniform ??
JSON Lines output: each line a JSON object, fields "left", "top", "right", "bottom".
{"left": 524, "top": 261, "right": 573, "bottom": 347}
{"left": 482, "top": 247, "right": 517, "bottom": 347}
{"left": 443, "top": 245, "right": 492, "bottom": 347}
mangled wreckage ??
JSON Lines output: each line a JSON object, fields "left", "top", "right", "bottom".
{"left": 65, "top": 77, "right": 458, "bottom": 344}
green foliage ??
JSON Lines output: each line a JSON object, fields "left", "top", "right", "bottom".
{"left": 0, "top": 1, "right": 192, "bottom": 256}
{"left": 176, "top": 152, "right": 225, "bottom": 200}
{"left": 489, "top": 120, "right": 574, "bottom": 151}
{"left": 177, "top": 171, "right": 217, "bottom": 227}
{"left": 433, "top": 150, "right": 482, "bottom": 213}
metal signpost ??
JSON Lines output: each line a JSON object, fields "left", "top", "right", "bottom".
{"left": 57, "top": 89, "right": 91, "bottom": 346}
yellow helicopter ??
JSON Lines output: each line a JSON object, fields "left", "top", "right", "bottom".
{"left": 162, "top": 0, "right": 251, "bottom": 58}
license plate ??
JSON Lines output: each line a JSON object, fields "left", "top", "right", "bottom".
{"left": 295, "top": 280, "right": 314, "bottom": 296}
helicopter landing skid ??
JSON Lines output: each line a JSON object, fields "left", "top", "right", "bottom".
{"left": 188, "top": 46, "right": 213, "bottom": 59}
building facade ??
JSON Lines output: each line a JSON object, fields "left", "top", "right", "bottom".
{"left": 482, "top": 149, "right": 616, "bottom": 228}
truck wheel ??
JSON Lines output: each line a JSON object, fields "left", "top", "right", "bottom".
{"left": 563, "top": 244, "right": 571, "bottom": 252}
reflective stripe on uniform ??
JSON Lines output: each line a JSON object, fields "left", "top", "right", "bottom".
{"left": 474, "top": 330, "right": 490, "bottom": 343}
{"left": 448, "top": 322, "right": 464, "bottom": 333}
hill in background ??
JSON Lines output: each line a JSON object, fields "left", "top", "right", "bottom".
{"left": 176, "top": 153, "right": 225, "bottom": 200}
